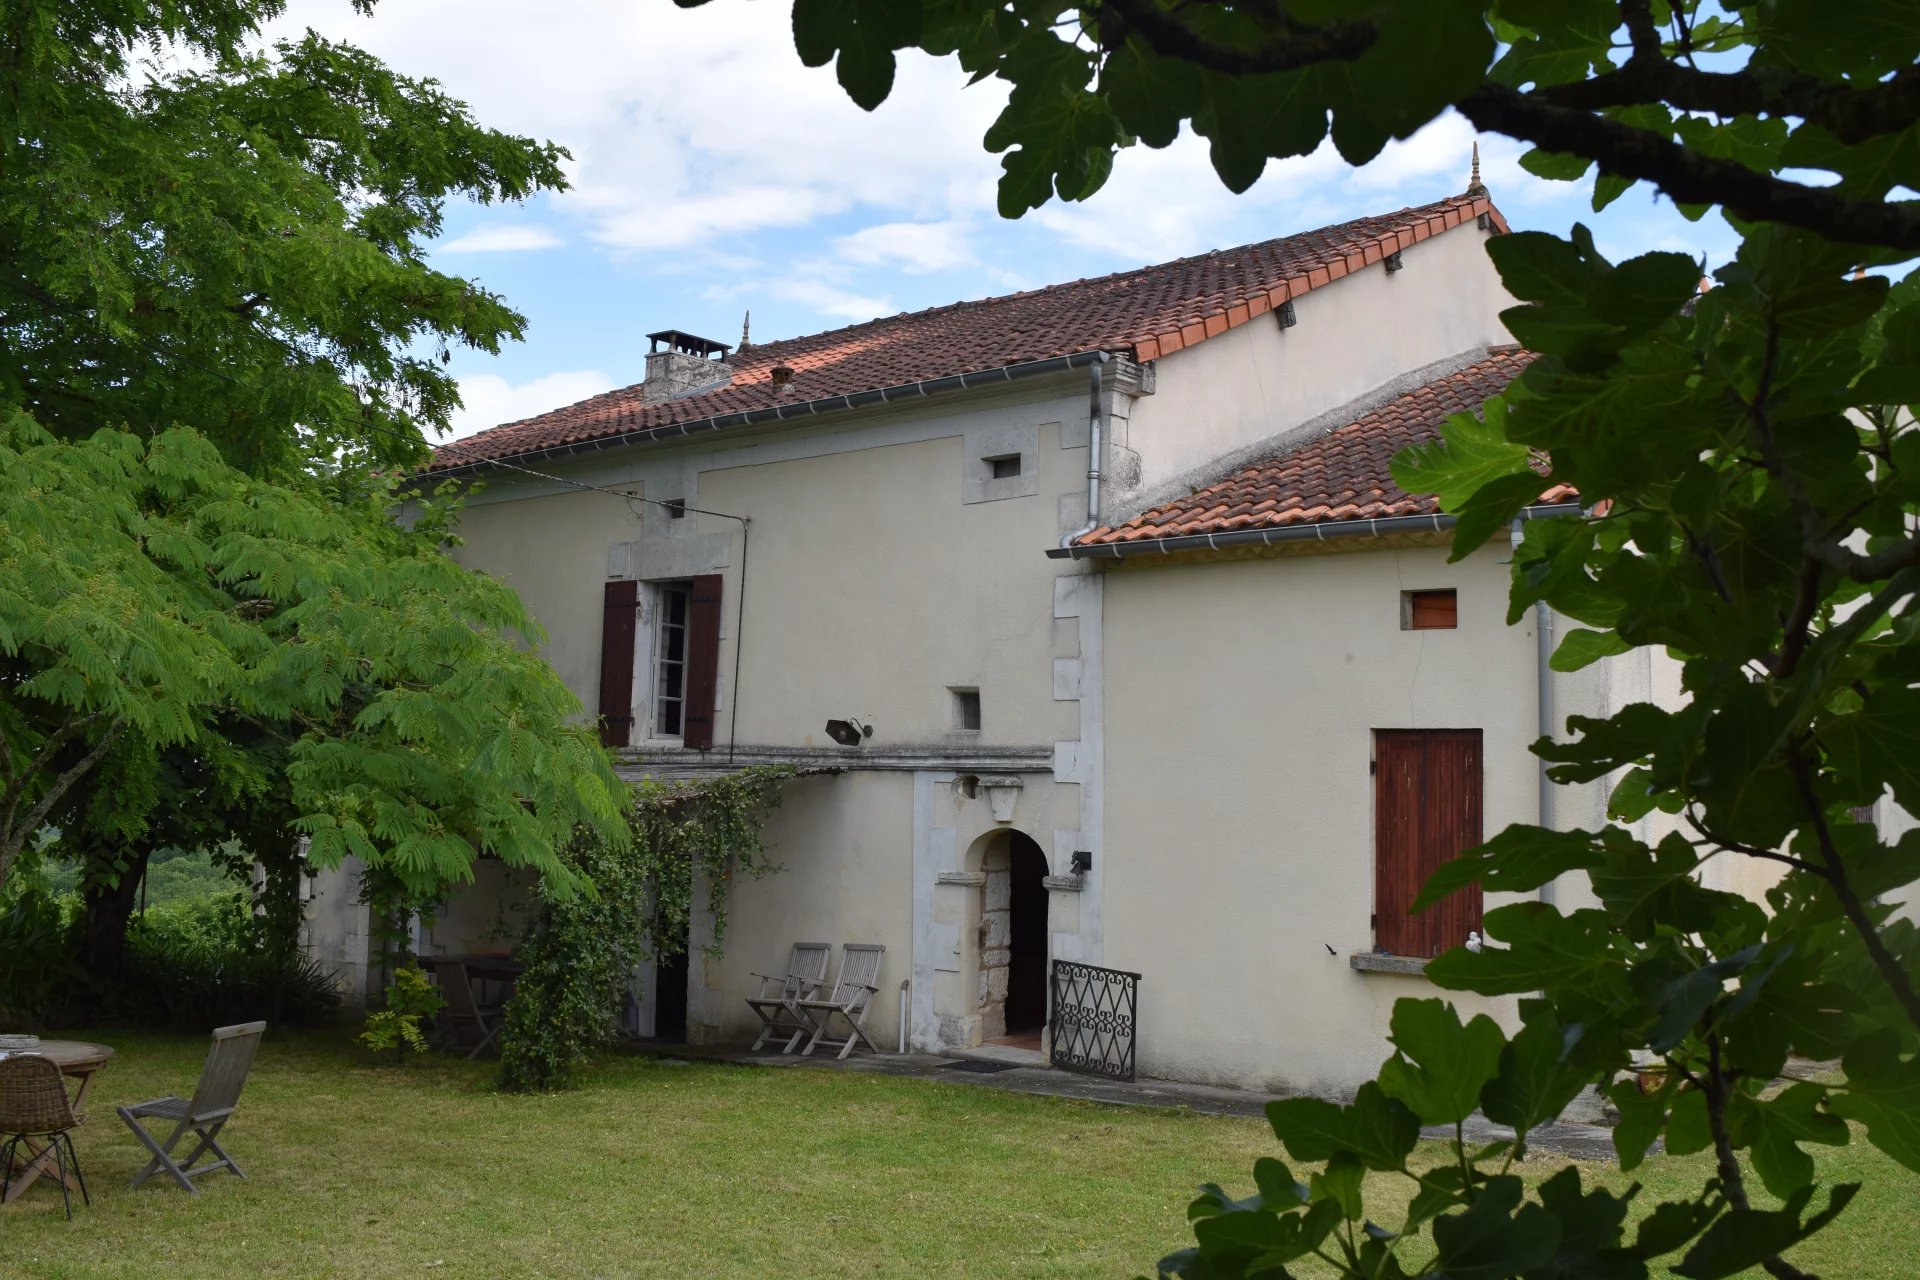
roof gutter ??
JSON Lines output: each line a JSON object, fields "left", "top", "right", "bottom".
{"left": 1044, "top": 501, "right": 1586, "bottom": 560}
{"left": 431, "top": 349, "right": 1116, "bottom": 480}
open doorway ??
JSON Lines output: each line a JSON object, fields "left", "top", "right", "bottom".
{"left": 653, "top": 950, "right": 689, "bottom": 1042}
{"left": 978, "top": 830, "right": 1049, "bottom": 1049}
{"left": 1004, "top": 833, "right": 1049, "bottom": 1036}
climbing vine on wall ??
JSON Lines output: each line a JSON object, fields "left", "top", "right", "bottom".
{"left": 498, "top": 765, "right": 795, "bottom": 1091}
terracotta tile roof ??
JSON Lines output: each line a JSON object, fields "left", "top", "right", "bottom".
{"left": 1075, "top": 347, "right": 1548, "bottom": 546}
{"left": 431, "top": 192, "right": 1505, "bottom": 471}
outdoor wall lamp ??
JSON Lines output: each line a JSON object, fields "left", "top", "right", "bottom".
{"left": 824, "top": 718, "right": 872, "bottom": 747}
{"left": 1070, "top": 850, "right": 1093, "bottom": 875}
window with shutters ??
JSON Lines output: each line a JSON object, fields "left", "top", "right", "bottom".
{"left": 650, "top": 580, "right": 693, "bottom": 738}
{"left": 1373, "top": 729, "right": 1483, "bottom": 959}
{"left": 601, "top": 575, "right": 722, "bottom": 750}
{"left": 597, "top": 580, "right": 640, "bottom": 747}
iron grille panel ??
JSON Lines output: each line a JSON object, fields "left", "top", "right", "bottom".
{"left": 1049, "top": 960, "right": 1139, "bottom": 1082}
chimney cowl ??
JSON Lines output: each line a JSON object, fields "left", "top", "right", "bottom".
{"left": 642, "top": 328, "right": 734, "bottom": 404}
{"left": 770, "top": 363, "right": 794, "bottom": 386}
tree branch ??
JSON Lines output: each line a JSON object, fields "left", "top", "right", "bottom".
{"left": 1536, "top": 59, "right": 1920, "bottom": 148}
{"left": 1095, "top": 0, "right": 1375, "bottom": 74}
{"left": 1457, "top": 84, "right": 1920, "bottom": 252}
{"left": 1787, "top": 750, "right": 1920, "bottom": 1033}
{"left": 0, "top": 707, "right": 115, "bottom": 831}
{"left": 0, "top": 717, "right": 125, "bottom": 895}
{"left": 1702, "top": 1032, "right": 1820, "bottom": 1280}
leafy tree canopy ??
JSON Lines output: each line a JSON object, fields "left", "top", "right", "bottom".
{"left": 3, "top": 0, "right": 565, "bottom": 474}
{"left": 0, "top": 414, "right": 628, "bottom": 900}
{"left": 1, "top": 1, "right": 623, "bottom": 912}
{"left": 710, "top": 2, "right": 1920, "bottom": 1277}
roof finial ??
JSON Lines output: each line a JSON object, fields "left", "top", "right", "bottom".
{"left": 739, "top": 309, "right": 751, "bottom": 352}
{"left": 1465, "top": 140, "right": 1487, "bottom": 198}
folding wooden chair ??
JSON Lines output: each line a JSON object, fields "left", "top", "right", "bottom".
{"left": 796, "top": 944, "right": 886, "bottom": 1060}
{"left": 744, "top": 942, "right": 832, "bottom": 1052}
{"left": 0, "top": 1054, "right": 89, "bottom": 1218}
{"left": 435, "top": 961, "right": 504, "bottom": 1059}
{"left": 117, "top": 1021, "right": 265, "bottom": 1194}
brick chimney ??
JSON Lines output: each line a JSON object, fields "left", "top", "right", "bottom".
{"left": 642, "top": 329, "right": 733, "bottom": 403}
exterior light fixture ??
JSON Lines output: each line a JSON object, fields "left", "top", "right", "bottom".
{"left": 1070, "top": 850, "right": 1093, "bottom": 875}
{"left": 1383, "top": 251, "right": 1404, "bottom": 273}
{"left": 824, "top": 718, "right": 872, "bottom": 747}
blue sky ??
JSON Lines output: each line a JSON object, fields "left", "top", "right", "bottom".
{"left": 272, "top": 1, "right": 1743, "bottom": 441}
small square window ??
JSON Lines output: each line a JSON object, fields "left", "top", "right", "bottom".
{"left": 951, "top": 688, "right": 981, "bottom": 731}
{"left": 1404, "top": 589, "right": 1458, "bottom": 630}
{"left": 985, "top": 454, "right": 1021, "bottom": 480}
{"left": 663, "top": 499, "right": 686, "bottom": 520}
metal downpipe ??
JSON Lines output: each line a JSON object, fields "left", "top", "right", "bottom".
{"left": 1513, "top": 518, "right": 1557, "bottom": 906}
{"left": 1060, "top": 355, "right": 1111, "bottom": 548}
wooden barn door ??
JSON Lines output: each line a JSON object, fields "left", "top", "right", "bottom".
{"left": 1373, "top": 730, "right": 1483, "bottom": 959}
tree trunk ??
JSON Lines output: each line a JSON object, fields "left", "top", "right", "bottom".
{"left": 80, "top": 843, "right": 149, "bottom": 979}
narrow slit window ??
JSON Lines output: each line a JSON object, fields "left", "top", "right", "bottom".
{"left": 1405, "top": 589, "right": 1458, "bottom": 630}
{"left": 653, "top": 580, "right": 693, "bottom": 737}
{"left": 952, "top": 688, "right": 982, "bottom": 731}
{"left": 985, "top": 454, "right": 1021, "bottom": 480}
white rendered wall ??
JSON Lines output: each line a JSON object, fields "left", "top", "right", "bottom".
{"left": 1120, "top": 224, "right": 1515, "bottom": 498}
{"left": 1102, "top": 540, "right": 1597, "bottom": 1095}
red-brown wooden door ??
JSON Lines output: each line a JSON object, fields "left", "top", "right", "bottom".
{"left": 1374, "top": 729, "right": 1483, "bottom": 958}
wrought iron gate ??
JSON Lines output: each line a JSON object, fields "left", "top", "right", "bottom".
{"left": 1049, "top": 960, "right": 1140, "bottom": 1082}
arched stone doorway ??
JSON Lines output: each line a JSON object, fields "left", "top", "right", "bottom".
{"left": 979, "top": 830, "right": 1049, "bottom": 1044}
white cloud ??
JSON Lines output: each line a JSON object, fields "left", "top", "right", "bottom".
{"left": 834, "top": 221, "right": 975, "bottom": 274}
{"left": 435, "top": 224, "right": 564, "bottom": 253}
{"left": 271, "top": 1, "right": 1007, "bottom": 256}
{"left": 721, "top": 278, "right": 895, "bottom": 325}
{"left": 443, "top": 370, "right": 617, "bottom": 441}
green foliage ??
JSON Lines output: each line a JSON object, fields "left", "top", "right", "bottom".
{"left": 700, "top": 0, "right": 1919, "bottom": 255}
{"left": 0, "top": 873, "right": 338, "bottom": 1030}
{"left": 0, "top": 416, "right": 630, "bottom": 901}
{"left": 0, "top": 0, "right": 613, "bottom": 967}
{"left": 499, "top": 767, "right": 793, "bottom": 1092}
{"left": 708, "top": 3, "right": 1920, "bottom": 1277}
{"left": 1, "top": 0, "right": 567, "bottom": 477}
{"left": 0, "top": 856, "right": 83, "bottom": 1026}
{"left": 360, "top": 965, "right": 446, "bottom": 1058}
{"left": 122, "top": 891, "right": 342, "bottom": 1029}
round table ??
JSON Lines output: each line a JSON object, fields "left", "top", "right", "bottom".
{"left": 0, "top": 1039, "right": 114, "bottom": 1205}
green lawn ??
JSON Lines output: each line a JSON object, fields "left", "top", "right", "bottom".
{"left": 3, "top": 1031, "right": 1912, "bottom": 1278}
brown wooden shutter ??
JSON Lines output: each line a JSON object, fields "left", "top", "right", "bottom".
{"left": 1408, "top": 590, "right": 1458, "bottom": 630}
{"left": 681, "top": 573, "right": 723, "bottom": 750}
{"left": 1373, "top": 730, "right": 1483, "bottom": 958}
{"left": 598, "top": 580, "right": 639, "bottom": 748}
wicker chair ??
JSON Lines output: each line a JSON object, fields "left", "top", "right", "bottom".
{"left": 0, "top": 1053, "right": 89, "bottom": 1219}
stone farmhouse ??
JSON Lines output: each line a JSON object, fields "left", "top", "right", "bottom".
{"left": 303, "top": 181, "right": 1781, "bottom": 1097}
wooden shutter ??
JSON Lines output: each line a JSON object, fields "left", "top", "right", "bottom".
{"left": 1374, "top": 730, "right": 1483, "bottom": 958}
{"left": 681, "top": 574, "right": 723, "bottom": 750}
{"left": 1408, "top": 590, "right": 1458, "bottom": 630}
{"left": 598, "top": 580, "right": 639, "bottom": 748}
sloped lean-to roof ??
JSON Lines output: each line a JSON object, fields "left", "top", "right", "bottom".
{"left": 1049, "top": 346, "right": 1578, "bottom": 560}
{"left": 431, "top": 192, "right": 1506, "bottom": 472}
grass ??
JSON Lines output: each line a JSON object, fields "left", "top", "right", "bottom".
{"left": 3, "top": 1030, "right": 1914, "bottom": 1278}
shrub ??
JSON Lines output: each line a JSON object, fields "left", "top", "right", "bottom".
{"left": 498, "top": 765, "right": 793, "bottom": 1091}
{"left": 360, "top": 964, "right": 445, "bottom": 1057}
{"left": 0, "top": 874, "right": 82, "bottom": 1027}
{"left": 120, "top": 891, "right": 341, "bottom": 1029}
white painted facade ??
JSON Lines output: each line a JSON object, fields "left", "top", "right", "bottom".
{"left": 302, "top": 210, "right": 1750, "bottom": 1095}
